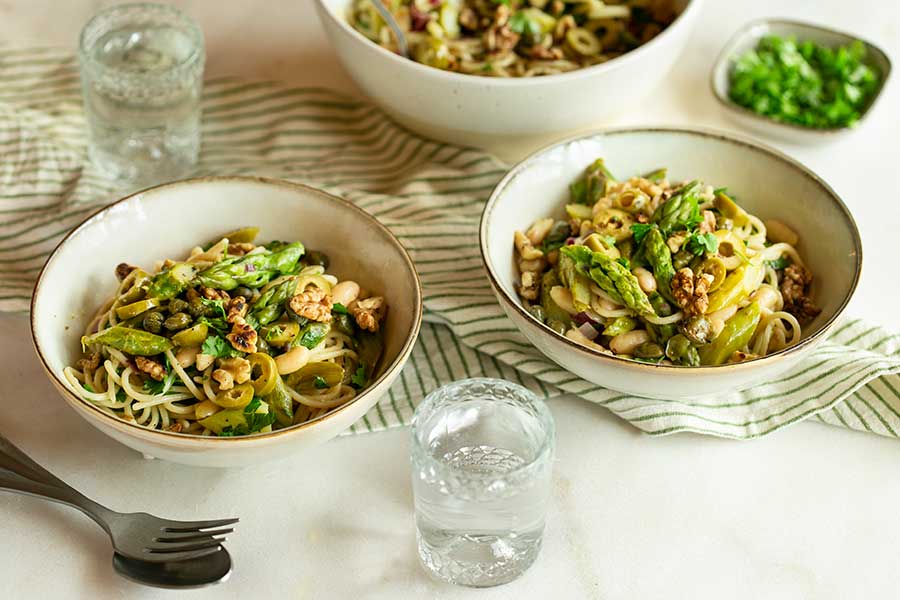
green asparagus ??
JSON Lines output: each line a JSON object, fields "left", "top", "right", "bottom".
{"left": 82, "top": 326, "right": 173, "bottom": 356}
{"left": 588, "top": 252, "right": 656, "bottom": 317}
{"left": 557, "top": 249, "right": 592, "bottom": 311}
{"left": 602, "top": 316, "right": 637, "bottom": 337}
{"left": 641, "top": 227, "right": 676, "bottom": 303}
{"left": 652, "top": 180, "right": 701, "bottom": 234}
{"left": 196, "top": 242, "right": 305, "bottom": 290}
{"left": 698, "top": 302, "right": 761, "bottom": 365}
{"left": 249, "top": 277, "right": 297, "bottom": 326}
{"left": 570, "top": 158, "right": 616, "bottom": 205}
{"left": 147, "top": 263, "right": 197, "bottom": 300}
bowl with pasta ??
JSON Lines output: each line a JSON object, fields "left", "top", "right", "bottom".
{"left": 479, "top": 127, "right": 861, "bottom": 400}
{"left": 313, "top": 0, "right": 703, "bottom": 145}
{"left": 31, "top": 177, "right": 422, "bottom": 467}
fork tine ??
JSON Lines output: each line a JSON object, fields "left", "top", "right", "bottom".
{"left": 141, "top": 545, "right": 223, "bottom": 563}
{"left": 146, "top": 537, "right": 225, "bottom": 554}
{"left": 162, "top": 517, "right": 239, "bottom": 532}
{"left": 155, "top": 528, "right": 234, "bottom": 542}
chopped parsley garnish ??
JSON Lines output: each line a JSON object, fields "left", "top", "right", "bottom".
{"left": 197, "top": 315, "right": 228, "bottom": 334}
{"left": 312, "top": 375, "right": 329, "bottom": 390}
{"left": 766, "top": 256, "right": 791, "bottom": 270}
{"left": 201, "top": 334, "right": 243, "bottom": 359}
{"left": 728, "top": 35, "right": 881, "bottom": 129}
{"left": 332, "top": 303, "right": 349, "bottom": 315}
{"left": 265, "top": 325, "right": 284, "bottom": 341}
{"left": 509, "top": 11, "right": 539, "bottom": 36}
{"left": 630, "top": 223, "right": 655, "bottom": 245}
{"left": 199, "top": 298, "right": 227, "bottom": 319}
{"left": 350, "top": 364, "right": 368, "bottom": 389}
{"left": 142, "top": 355, "right": 176, "bottom": 395}
{"left": 643, "top": 167, "right": 667, "bottom": 182}
{"left": 218, "top": 398, "right": 276, "bottom": 436}
{"left": 686, "top": 232, "right": 719, "bottom": 256}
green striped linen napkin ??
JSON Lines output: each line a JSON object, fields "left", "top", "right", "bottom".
{"left": 3, "top": 46, "right": 899, "bottom": 440}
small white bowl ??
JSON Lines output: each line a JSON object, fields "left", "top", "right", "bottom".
{"left": 479, "top": 127, "right": 861, "bottom": 401}
{"left": 31, "top": 177, "right": 422, "bottom": 467}
{"left": 313, "top": 0, "right": 703, "bottom": 146}
{"left": 711, "top": 18, "right": 892, "bottom": 144}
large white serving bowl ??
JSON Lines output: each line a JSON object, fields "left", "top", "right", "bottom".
{"left": 313, "top": 0, "right": 702, "bottom": 146}
{"left": 31, "top": 177, "right": 422, "bottom": 467}
{"left": 480, "top": 128, "right": 861, "bottom": 400}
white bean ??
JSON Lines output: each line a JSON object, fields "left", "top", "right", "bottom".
{"left": 764, "top": 219, "right": 799, "bottom": 246}
{"left": 609, "top": 329, "right": 651, "bottom": 355}
{"left": 275, "top": 346, "right": 311, "bottom": 375}
{"left": 195, "top": 353, "right": 215, "bottom": 371}
{"left": 175, "top": 345, "right": 200, "bottom": 369}
{"left": 632, "top": 267, "right": 657, "bottom": 293}
{"left": 331, "top": 281, "right": 360, "bottom": 306}
{"left": 549, "top": 286, "right": 577, "bottom": 315}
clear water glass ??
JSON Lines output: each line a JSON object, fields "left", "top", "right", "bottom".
{"left": 410, "top": 378, "right": 555, "bottom": 587}
{"left": 78, "top": 3, "right": 204, "bottom": 186}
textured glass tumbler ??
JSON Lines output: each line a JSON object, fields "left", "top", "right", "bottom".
{"left": 410, "top": 378, "right": 555, "bottom": 587}
{"left": 78, "top": 3, "right": 204, "bottom": 186}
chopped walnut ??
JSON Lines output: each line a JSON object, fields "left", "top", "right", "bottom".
{"left": 635, "top": 213, "right": 650, "bottom": 224}
{"left": 226, "top": 296, "right": 248, "bottom": 324}
{"left": 483, "top": 6, "right": 519, "bottom": 53}
{"left": 77, "top": 352, "right": 100, "bottom": 374}
{"left": 212, "top": 357, "right": 251, "bottom": 390}
{"left": 514, "top": 230, "right": 543, "bottom": 260}
{"left": 549, "top": 0, "right": 564, "bottom": 16}
{"left": 459, "top": 6, "right": 478, "bottom": 30}
{"left": 526, "top": 44, "right": 564, "bottom": 60}
{"left": 289, "top": 286, "right": 333, "bottom": 323}
{"left": 227, "top": 242, "right": 256, "bottom": 256}
{"left": 200, "top": 286, "right": 230, "bottom": 302}
{"left": 165, "top": 422, "right": 184, "bottom": 433}
{"left": 698, "top": 210, "right": 717, "bottom": 234}
{"left": 518, "top": 271, "right": 540, "bottom": 301}
{"left": 226, "top": 321, "right": 258, "bottom": 353}
{"left": 671, "top": 267, "right": 712, "bottom": 316}
{"left": 115, "top": 263, "right": 137, "bottom": 281}
{"left": 349, "top": 296, "right": 387, "bottom": 332}
{"left": 135, "top": 356, "right": 166, "bottom": 381}
{"left": 780, "top": 264, "right": 821, "bottom": 324}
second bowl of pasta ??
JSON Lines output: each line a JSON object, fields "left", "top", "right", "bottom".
{"left": 480, "top": 127, "right": 861, "bottom": 400}
{"left": 31, "top": 177, "right": 422, "bottom": 466}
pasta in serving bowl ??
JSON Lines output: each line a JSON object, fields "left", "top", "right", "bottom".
{"left": 31, "top": 177, "right": 422, "bottom": 467}
{"left": 480, "top": 128, "right": 861, "bottom": 400}
{"left": 312, "top": 0, "right": 702, "bottom": 145}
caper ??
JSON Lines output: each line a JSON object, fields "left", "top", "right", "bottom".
{"left": 547, "top": 319, "right": 567, "bottom": 335}
{"left": 233, "top": 286, "right": 254, "bottom": 300}
{"left": 634, "top": 342, "right": 664, "bottom": 359}
{"left": 528, "top": 304, "right": 546, "bottom": 323}
{"left": 305, "top": 250, "right": 330, "bottom": 269}
{"left": 164, "top": 312, "right": 193, "bottom": 331}
{"left": 168, "top": 298, "right": 190, "bottom": 315}
{"left": 679, "top": 316, "right": 713, "bottom": 345}
{"left": 673, "top": 250, "right": 693, "bottom": 270}
{"left": 142, "top": 311, "right": 164, "bottom": 334}
{"left": 187, "top": 298, "right": 206, "bottom": 318}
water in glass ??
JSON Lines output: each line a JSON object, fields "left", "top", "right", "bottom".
{"left": 79, "top": 4, "right": 204, "bottom": 186}
{"left": 411, "top": 379, "right": 554, "bottom": 587}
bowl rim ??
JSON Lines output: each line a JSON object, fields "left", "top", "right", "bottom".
{"left": 30, "top": 175, "right": 424, "bottom": 444}
{"left": 709, "top": 17, "right": 893, "bottom": 135}
{"left": 314, "top": 0, "right": 703, "bottom": 86}
{"left": 478, "top": 125, "right": 863, "bottom": 373}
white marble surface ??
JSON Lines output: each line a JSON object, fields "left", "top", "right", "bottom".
{"left": 1, "top": 1, "right": 899, "bottom": 598}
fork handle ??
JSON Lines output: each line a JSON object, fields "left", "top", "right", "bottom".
{"left": 0, "top": 433, "right": 115, "bottom": 531}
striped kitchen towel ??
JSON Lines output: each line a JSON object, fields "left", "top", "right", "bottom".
{"left": 2, "top": 45, "right": 899, "bottom": 440}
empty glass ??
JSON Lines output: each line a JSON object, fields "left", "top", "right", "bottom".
{"left": 410, "top": 378, "right": 555, "bottom": 587}
{"left": 78, "top": 3, "right": 204, "bottom": 186}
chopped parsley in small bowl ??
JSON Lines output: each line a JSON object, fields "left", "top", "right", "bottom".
{"left": 711, "top": 19, "right": 891, "bottom": 142}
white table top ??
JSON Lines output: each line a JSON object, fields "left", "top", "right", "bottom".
{"left": 2, "top": 1, "right": 899, "bottom": 598}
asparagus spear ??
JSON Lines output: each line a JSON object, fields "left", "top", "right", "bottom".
{"left": 249, "top": 277, "right": 297, "bottom": 326}
{"left": 642, "top": 227, "right": 676, "bottom": 303}
{"left": 652, "top": 180, "right": 701, "bottom": 234}
{"left": 589, "top": 252, "right": 656, "bottom": 317}
{"left": 82, "top": 326, "right": 173, "bottom": 356}
{"left": 196, "top": 242, "right": 305, "bottom": 290}
{"left": 698, "top": 302, "right": 761, "bottom": 365}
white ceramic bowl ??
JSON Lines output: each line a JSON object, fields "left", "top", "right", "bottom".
{"left": 31, "top": 177, "right": 422, "bottom": 467}
{"left": 710, "top": 19, "right": 892, "bottom": 144}
{"left": 313, "top": 0, "right": 702, "bottom": 146}
{"left": 480, "top": 128, "right": 861, "bottom": 400}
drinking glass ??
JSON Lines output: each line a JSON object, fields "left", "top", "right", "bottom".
{"left": 410, "top": 378, "right": 555, "bottom": 587}
{"left": 78, "top": 3, "right": 204, "bottom": 186}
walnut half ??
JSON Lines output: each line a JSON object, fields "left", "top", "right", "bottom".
{"left": 289, "top": 287, "right": 333, "bottom": 323}
{"left": 349, "top": 296, "right": 387, "bottom": 332}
